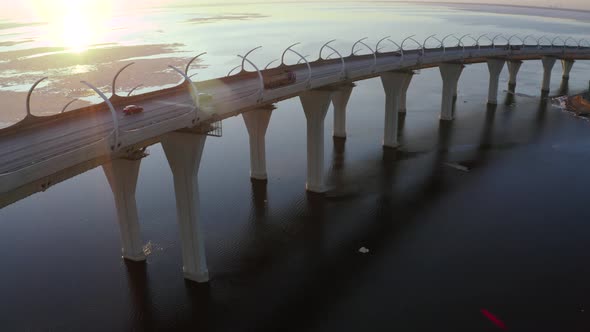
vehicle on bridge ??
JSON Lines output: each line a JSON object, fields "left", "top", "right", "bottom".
{"left": 263, "top": 69, "right": 296, "bottom": 89}
{"left": 505, "top": 45, "right": 522, "bottom": 51}
{"left": 123, "top": 104, "right": 144, "bottom": 115}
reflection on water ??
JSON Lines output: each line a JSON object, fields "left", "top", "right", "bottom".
{"left": 559, "top": 78, "right": 570, "bottom": 96}
{"left": 2, "top": 2, "right": 590, "bottom": 331}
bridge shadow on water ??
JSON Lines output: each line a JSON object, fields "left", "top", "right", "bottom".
{"left": 120, "top": 91, "right": 590, "bottom": 331}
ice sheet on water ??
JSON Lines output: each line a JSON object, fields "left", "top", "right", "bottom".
{"left": 503, "top": 89, "right": 537, "bottom": 99}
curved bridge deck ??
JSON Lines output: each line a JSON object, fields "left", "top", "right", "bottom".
{"left": 0, "top": 44, "right": 588, "bottom": 199}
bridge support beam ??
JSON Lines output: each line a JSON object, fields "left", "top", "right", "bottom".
{"left": 103, "top": 158, "right": 145, "bottom": 262}
{"left": 399, "top": 72, "right": 414, "bottom": 113}
{"left": 242, "top": 108, "right": 273, "bottom": 180}
{"left": 381, "top": 72, "right": 412, "bottom": 148}
{"left": 507, "top": 60, "right": 522, "bottom": 90}
{"left": 439, "top": 64, "right": 464, "bottom": 121}
{"left": 561, "top": 59, "right": 575, "bottom": 80}
{"left": 331, "top": 85, "right": 354, "bottom": 139}
{"left": 162, "top": 132, "right": 209, "bottom": 283}
{"left": 487, "top": 59, "right": 505, "bottom": 105}
{"left": 301, "top": 90, "right": 333, "bottom": 193}
{"left": 541, "top": 56, "right": 557, "bottom": 94}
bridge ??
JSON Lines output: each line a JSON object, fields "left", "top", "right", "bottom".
{"left": 1, "top": 33, "right": 589, "bottom": 282}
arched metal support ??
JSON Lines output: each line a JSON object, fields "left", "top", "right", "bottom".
{"left": 60, "top": 98, "right": 79, "bottom": 113}
{"left": 350, "top": 38, "right": 377, "bottom": 72}
{"left": 26, "top": 77, "right": 48, "bottom": 117}
{"left": 237, "top": 55, "right": 264, "bottom": 102}
{"left": 111, "top": 62, "right": 135, "bottom": 97}
{"left": 127, "top": 84, "right": 144, "bottom": 97}
{"left": 227, "top": 64, "right": 241, "bottom": 77}
{"left": 476, "top": 34, "right": 493, "bottom": 50}
{"left": 401, "top": 35, "right": 423, "bottom": 55}
{"left": 563, "top": 37, "right": 576, "bottom": 48}
{"left": 281, "top": 43, "right": 312, "bottom": 88}
{"left": 318, "top": 40, "right": 346, "bottom": 78}
{"left": 579, "top": 39, "right": 590, "bottom": 48}
{"left": 551, "top": 36, "right": 566, "bottom": 49}
{"left": 351, "top": 37, "right": 368, "bottom": 56}
{"left": 491, "top": 34, "right": 508, "bottom": 48}
{"left": 326, "top": 51, "right": 338, "bottom": 59}
{"left": 80, "top": 81, "right": 120, "bottom": 151}
{"left": 319, "top": 39, "right": 337, "bottom": 57}
{"left": 441, "top": 34, "right": 459, "bottom": 53}
{"left": 387, "top": 39, "right": 404, "bottom": 59}
{"left": 537, "top": 35, "right": 552, "bottom": 48}
{"left": 522, "top": 35, "right": 536, "bottom": 48}
{"left": 168, "top": 65, "right": 200, "bottom": 110}
{"left": 184, "top": 52, "right": 207, "bottom": 75}
{"left": 422, "top": 34, "right": 443, "bottom": 54}
{"left": 297, "top": 55, "right": 311, "bottom": 64}
{"left": 264, "top": 59, "right": 279, "bottom": 70}
{"left": 375, "top": 36, "right": 391, "bottom": 54}
{"left": 507, "top": 34, "right": 524, "bottom": 46}
{"left": 241, "top": 46, "right": 262, "bottom": 72}
{"left": 457, "top": 34, "right": 472, "bottom": 52}
{"left": 281, "top": 42, "right": 301, "bottom": 65}
{"left": 462, "top": 34, "right": 478, "bottom": 47}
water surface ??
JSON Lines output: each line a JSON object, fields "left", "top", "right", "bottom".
{"left": 1, "top": 2, "right": 590, "bottom": 331}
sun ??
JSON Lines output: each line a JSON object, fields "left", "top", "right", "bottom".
{"left": 32, "top": 0, "right": 114, "bottom": 52}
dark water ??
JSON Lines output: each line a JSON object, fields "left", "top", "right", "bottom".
{"left": 2, "top": 59, "right": 590, "bottom": 331}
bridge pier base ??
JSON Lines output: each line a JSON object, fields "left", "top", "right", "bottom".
{"left": 381, "top": 72, "right": 412, "bottom": 148}
{"left": 561, "top": 59, "right": 575, "bottom": 80}
{"left": 301, "top": 90, "right": 333, "bottom": 193}
{"left": 439, "top": 64, "right": 464, "bottom": 121}
{"left": 507, "top": 60, "right": 522, "bottom": 90}
{"left": 103, "top": 159, "right": 146, "bottom": 262}
{"left": 162, "top": 132, "right": 209, "bottom": 283}
{"left": 541, "top": 56, "right": 557, "bottom": 94}
{"left": 487, "top": 59, "right": 505, "bottom": 105}
{"left": 331, "top": 85, "right": 354, "bottom": 139}
{"left": 243, "top": 108, "right": 273, "bottom": 181}
{"left": 399, "top": 72, "right": 414, "bottom": 113}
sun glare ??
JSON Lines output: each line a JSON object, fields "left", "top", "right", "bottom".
{"left": 32, "top": 0, "right": 114, "bottom": 53}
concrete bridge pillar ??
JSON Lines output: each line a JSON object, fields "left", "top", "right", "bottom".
{"left": 300, "top": 90, "right": 333, "bottom": 193}
{"left": 541, "top": 56, "right": 557, "bottom": 94}
{"left": 331, "top": 85, "right": 354, "bottom": 139}
{"left": 161, "top": 132, "right": 209, "bottom": 283}
{"left": 561, "top": 59, "right": 575, "bottom": 80}
{"left": 381, "top": 71, "right": 412, "bottom": 148}
{"left": 439, "top": 64, "right": 464, "bottom": 121}
{"left": 399, "top": 72, "right": 414, "bottom": 113}
{"left": 103, "top": 158, "right": 145, "bottom": 262}
{"left": 242, "top": 108, "right": 273, "bottom": 180}
{"left": 486, "top": 59, "right": 505, "bottom": 105}
{"left": 507, "top": 60, "right": 523, "bottom": 89}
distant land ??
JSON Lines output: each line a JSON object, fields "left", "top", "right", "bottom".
{"left": 168, "top": 0, "right": 590, "bottom": 12}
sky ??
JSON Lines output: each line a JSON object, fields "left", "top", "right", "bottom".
{"left": 0, "top": 0, "right": 589, "bottom": 21}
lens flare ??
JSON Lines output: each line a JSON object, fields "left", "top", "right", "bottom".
{"left": 31, "top": 0, "right": 114, "bottom": 52}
